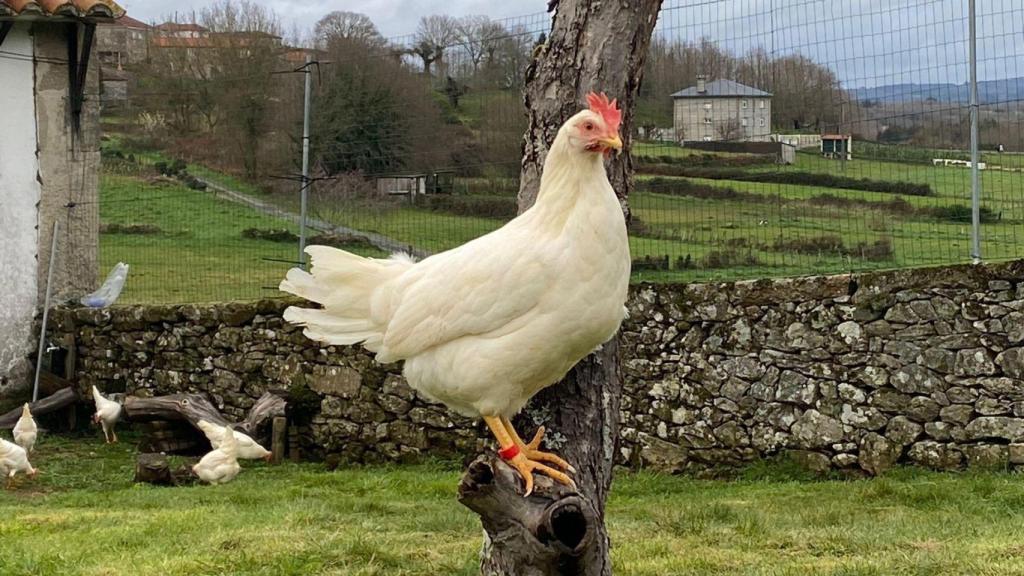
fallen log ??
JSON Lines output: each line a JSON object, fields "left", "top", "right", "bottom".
{"left": 458, "top": 454, "right": 602, "bottom": 575}
{"left": 123, "top": 392, "right": 285, "bottom": 438}
{"left": 0, "top": 387, "right": 79, "bottom": 429}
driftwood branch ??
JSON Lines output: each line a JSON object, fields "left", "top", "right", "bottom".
{"left": 0, "top": 387, "right": 79, "bottom": 429}
{"left": 123, "top": 392, "right": 285, "bottom": 438}
{"left": 458, "top": 454, "right": 602, "bottom": 575}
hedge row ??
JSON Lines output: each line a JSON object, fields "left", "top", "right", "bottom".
{"left": 415, "top": 194, "right": 518, "bottom": 220}
{"left": 637, "top": 164, "right": 934, "bottom": 196}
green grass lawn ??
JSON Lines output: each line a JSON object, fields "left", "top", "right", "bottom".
{"left": 98, "top": 134, "right": 1024, "bottom": 303}
{"left": 99, "top": 171, "right": 386, "bottom": 304}
{"left": 3, "top": 434, "right": 1024, "bottom": 575}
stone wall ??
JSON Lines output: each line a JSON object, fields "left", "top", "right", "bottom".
{"left": 49, "top": 260, "right": 1024, "bottom": 473}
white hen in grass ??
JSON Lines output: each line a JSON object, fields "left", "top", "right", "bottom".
{"left": 281, "top": 93, "right": 630, "bottom": 494}
{"left": 13, "top": 403, "right": 37, "bottom": 453}
{"left": 193, "top": 425, "right": 242, "bottom": 485}
{"left": 196, "top": 420, "right": 272, "bottom": 461}
{"left": 0, "top": 437, "right": 37, "bottom": 488}
{"left": 92, "top": 386, "right": 122, "bottom": 444}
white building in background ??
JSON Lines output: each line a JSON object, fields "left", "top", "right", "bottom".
{"left": 671, "top": 76, "right": 773, "bottom": 142}
{"left": 0, "top": 0, "right": 122, "bottom": 394}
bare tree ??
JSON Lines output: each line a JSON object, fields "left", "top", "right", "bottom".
{"left": 457, "top": 1, "right": 663, "bottom": 575}
{"left": 716, "top": 117, "right": 742, "bottom": 141}
{"left": 456, "top": 15, "right": 506, "bottom": 74}
{"left": 314, "top": 11, "right": 383, "bottom": 49}
{"left": 413, "top": 15, "right": 458, "bottom": 77}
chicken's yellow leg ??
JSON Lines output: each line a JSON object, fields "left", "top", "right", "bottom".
{"left": 483, "top": 416, "right": 574, "bottom": 496}
{"left": 500, "top": 416, "right": 575, "bottom": 473}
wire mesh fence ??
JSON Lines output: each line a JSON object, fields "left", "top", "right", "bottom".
{"left": 95, "top": 0, "right": 1024, "bottom": 304}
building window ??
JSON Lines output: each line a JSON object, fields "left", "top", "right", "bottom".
{"left": 704, "top": 118, "right": 712, "bottom": 125}
{"left": 742, "top": 100, "right": 749, "bottom": 109}
{"left": 758, "top": 118, "right": 766, "bottom": 127}
{"left": 758, "top": 100, "right": 766, "bottom": 109}
{"left": 703, "top": 102, "right": 712, "bottom": 110}
{"left": 741, "top": 118, "right": 749, "bottom": 127}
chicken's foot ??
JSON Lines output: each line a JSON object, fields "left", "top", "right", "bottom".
{"left": 483, "top": 416, "right": 575, "bottom": 496}
{"left": 500, "top": 416, "right": 575, "bottom": 474}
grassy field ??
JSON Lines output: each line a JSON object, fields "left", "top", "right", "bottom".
{"left": 96, "top": 134, "right": 1024, "bottom": 302}
{"left": 3, "top": 434, "right": 1024, "bottom": 575}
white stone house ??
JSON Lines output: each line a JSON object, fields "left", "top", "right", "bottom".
{"left": 0, "top": 0, "right": 123, "bottom": 394}
{"left": 671, "top": 76, "right": 772, "bottom": 142}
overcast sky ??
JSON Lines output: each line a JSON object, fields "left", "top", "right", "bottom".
{"left": 119, "top": 0, "right": 549, "bottom": 37}
{"left": 119, "top": 0, "right": 1023, "bottom": 87}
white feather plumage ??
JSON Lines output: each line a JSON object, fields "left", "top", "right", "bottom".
{"left": 193, "top": 426, "right": 242, "bottom": 485}
{"left": 280, "top": 109, "right": 630, "bottom": 419}
{"left": 196, "top": 420, "right": 271, "bottom": 460}
{"left": 13, "top": 404, "right": 37, "bottom": 453}
{"left": 0, "top": 437, "right": 36, "bottom": 482}
{"left": 92, "top": 386, "right": 123, "bottom": 443}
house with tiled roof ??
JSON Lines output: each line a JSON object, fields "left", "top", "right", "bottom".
{"left": 96, "top": 13, "right": 149, "bottom": 68}
{"left": 0, "top": 0, "right": 123, "bottom": 394}
{"left": 671, "top": 75, "right": 773, "bottom": 142}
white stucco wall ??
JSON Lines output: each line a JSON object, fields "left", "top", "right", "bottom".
{"left": 0, "top": 23, "right": 41, "bottom": 394}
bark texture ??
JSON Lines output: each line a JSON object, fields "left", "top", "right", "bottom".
{"left": 0, "top": 387, "right": 79, "bottom": 429}
{"left": 459, "top": 455, "right": 603, "bottom": 575}
{"left": 467, "top": 1, "right": 662, "bottom": 574}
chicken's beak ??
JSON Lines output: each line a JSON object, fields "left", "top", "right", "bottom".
{"left": 599, "top": 134, "right": 623, "bottom": 151}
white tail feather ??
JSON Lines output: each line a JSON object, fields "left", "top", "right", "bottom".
{"left": 279, "top": 245, "right": 413, "bottom": 352}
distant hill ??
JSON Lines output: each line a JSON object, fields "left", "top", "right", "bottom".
{"left": 850, "top": 77, "right": 1024, "bottom": 104}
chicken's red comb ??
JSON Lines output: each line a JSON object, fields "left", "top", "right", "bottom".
{"left": 586, "top": 92, "right": 621, "bottom": 133}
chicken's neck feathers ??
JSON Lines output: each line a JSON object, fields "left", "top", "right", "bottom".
{"left": 528, "top": 135, "right": 618, "bottom": 232}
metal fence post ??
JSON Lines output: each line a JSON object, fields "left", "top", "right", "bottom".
{"left": 969, "top": 0, "right": 982, "bottom": 263}
{"left": 299, "top": 54, "right": 313, "bottom": 269}
{"left": 33, "top": 219, "right": 59, "bottom": 403}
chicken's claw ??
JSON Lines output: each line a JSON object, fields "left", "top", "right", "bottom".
{"left": 506, "top": 453, "right": 576, "bottom": 497}
{"left": 518, "top": 426, "right": 576, "bottom": 474}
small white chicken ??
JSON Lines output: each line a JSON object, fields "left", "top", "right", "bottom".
{"left": 12, "top": 403, "right": 37, "bottom": 453}
{"left": 281, "top": 93, "right": 630, "bottom": 494}
{"left": 192, "top": 425, "right": 242, "bottom": 485}
{"left": 196, "top": 420, "right": 272, "bottom": 461}
{"left": 92, "top": 386, "right": 123, "bottom": 443}
{"left": 0, "top": 437, "right": 37, "bottom": 488}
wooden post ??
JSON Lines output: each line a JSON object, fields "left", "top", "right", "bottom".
{"left": 271, "top": 416, "right": 286, "bottom": 464}
{"left": 288, "top": 425, "right": 300, "bottom": 463}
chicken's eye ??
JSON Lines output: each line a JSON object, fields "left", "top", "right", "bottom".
{"left": 583, "top": 122, "right": 595, "bottom": 131}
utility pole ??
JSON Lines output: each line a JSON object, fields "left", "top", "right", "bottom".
{"left": 298, "top": 54, "right": 313, "bottom": 269}
{"left": 969, "top": 0, "right": 981, "bottom": 263}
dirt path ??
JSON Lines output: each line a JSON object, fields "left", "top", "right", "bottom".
{"left": 196, "top": 176, "right": 432, "bottom": 260}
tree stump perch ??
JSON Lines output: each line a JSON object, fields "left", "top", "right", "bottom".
{"left": 459, "top": 454, "right": 602, "bottom": 576}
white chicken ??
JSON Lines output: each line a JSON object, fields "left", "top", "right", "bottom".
{"left": 281, "top": 93, "right": 630, "bottom": 494}
{"left": 196, "top": 420, "right": 272, "bottom": 461}
{"left": 192, "top": 425, "right": 242, "bottom": 485}
{"left": 0, "top": 437, "right": 37, "bottom": 488}
{"left": 13, "top": 403, "right": 37, "bottom": 453}
{"left": 92, "top": 385, "right": 123, "bottom": 444}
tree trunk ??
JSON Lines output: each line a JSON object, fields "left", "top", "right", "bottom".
{"left": 466, "top": 1, "right": 662, "bottom": 574}
{"left": 0, "top": 387, "right": 79, "bottom": 429}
